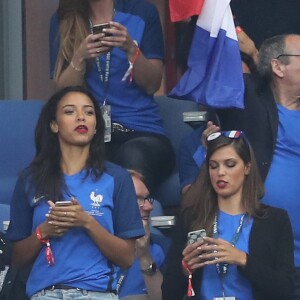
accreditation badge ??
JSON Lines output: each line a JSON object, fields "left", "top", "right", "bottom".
{"left": 101, "top": 104, "right": 111, "bottom": 143}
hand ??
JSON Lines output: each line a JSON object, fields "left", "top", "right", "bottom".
{"left": 98, "top": 21, "right": 137, "bottom": 55}
{"left": 72, "top": 33, "right": 112, "bottom": 66}
{"left": 237, "top": 31, "right": 259, "bottom": 65}
{"left": 197, "top": 236, "right": 247, "bottom": 267}
{"left": 46, "top": 198, "right": 92, "bottom": 235}
{"left": 182, "top": 239, "right": 207, "bottom": 272}
{"left": 200, "top": 121, "right": 220, "bottom": 148}
{"left": 135, "top": 219, "right": 152, "bottom": 265}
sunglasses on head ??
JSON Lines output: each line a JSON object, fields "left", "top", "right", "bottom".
{"left": 207, "top": 130, "right": 244, "bottom": 141}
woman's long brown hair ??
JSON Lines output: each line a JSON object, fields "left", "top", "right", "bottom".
{"left": 181, "top": 135, "right": 265, "bottom": 235}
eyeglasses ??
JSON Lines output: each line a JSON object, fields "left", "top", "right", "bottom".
{"left": 137, "top": 196, "right": 154, "bottom": 207}
{"left": 275, "top": 54, "right": 300, "bottom": 59}
{"left": 207, "top": 130, "right": 244, "bottom": 142}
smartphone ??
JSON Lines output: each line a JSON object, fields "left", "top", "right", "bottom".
{"left": 187, "top": 229, "right": 206, "bottom": 244}
{"left": 92, "top": 23, "right": 112, "bottom": 36}
{"left": 55, "top": 200, "right": 72, "bottom": 206}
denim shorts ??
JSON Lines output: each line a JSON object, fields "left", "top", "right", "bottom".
{"left": 30, "top": 288, "right": 119, "bottom": 300}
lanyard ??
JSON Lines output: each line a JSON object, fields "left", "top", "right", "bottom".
{"left": 89, "top": 19, "right": 111, "bottom": 106}
{"left": 213, "top": 213, "right": 245, "bottom": 278}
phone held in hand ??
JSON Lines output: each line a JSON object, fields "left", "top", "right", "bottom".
{"left": 92, "top": 23, "right": 112, "bottom": 36}
{"left": 187, "top": 229, "right": 206, "bottom": 244}
{"left": 55, "top": 200, "right": 72, "bottom": 206}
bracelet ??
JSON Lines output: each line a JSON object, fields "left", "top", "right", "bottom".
{"left": 235, "top": 26, "right": 243, "bottom": 35}
{"left": 70, "top": 61, "right": 83, "bottom": 72}
{"left": 36, "top": 226, "right": 55, "bottom": 266}
{"left": 130, "top": 46, "right": 141, "bottom": 65}
{"left": 182, "top": 259, "right": 195, "bottom": 297}
{"left": 121, "top": 45, "right": 141, "bottom": 83}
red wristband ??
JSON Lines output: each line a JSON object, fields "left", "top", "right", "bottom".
{"left": 235, "top": 26, "right": 243, "bottom": 35}
{"left": 122, "top": 46, "right": 141, "bottom": 83}
{"left": 129, "top": 47, "right": 141, "bottom": 82}
{"left": 182, "top": 259, "right": 195, "bottom": 297}
{"left": 36, "top": 226, "right": 55, "bottom": 266}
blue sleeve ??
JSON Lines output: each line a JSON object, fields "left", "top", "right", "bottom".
{"left": 178, "top": 127, "right": 206, "bottom": 190}
{"left": 118, "top": 0, "right": 164, "bottom": 59}
{"left": 110, "top": 164, "right": 145, "bottom": 239}
{"left": 151, "top": 243, "right": 165, "bottom": 268}
{"left": 49, "top": 12, "right": 60, "bottom": 79}
{"left": 6, "top": 173, "right": 34, "bottom": 241}
{"left": 139, "top": 2, "right": 164, "bottom": 59}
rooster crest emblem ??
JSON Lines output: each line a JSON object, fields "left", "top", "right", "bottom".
{"left": 90, "top": 191, "right": 103, "bottom": 207}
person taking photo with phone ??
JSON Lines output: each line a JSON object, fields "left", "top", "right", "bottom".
{"left": 162, "top": 131, "right": 295, "bottom": 300}
{"left": 5, "top": 86, "right": 145, "bottom": 300}
{"left": 49, "top": 0, "right": 175, "bottom": 196}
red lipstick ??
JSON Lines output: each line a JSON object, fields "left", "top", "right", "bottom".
{"left": 75, "top": 125, "right": 88, "bottom": 134}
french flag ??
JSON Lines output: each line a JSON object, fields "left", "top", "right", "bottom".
{"left": 169, "top": 0, "right": 245, "bottom": 109}
{"left": 169, "top": 0, "right": 205, "bottom": 22}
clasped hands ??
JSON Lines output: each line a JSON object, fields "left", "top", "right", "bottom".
{"left": 40, "top": 198, "right": 90, "bottom": 239}
{"left": 75, "top": 21, "right": 136, "bottom": 60}
{"left": 182, "top": 236, "right": 247, "bottom": 272}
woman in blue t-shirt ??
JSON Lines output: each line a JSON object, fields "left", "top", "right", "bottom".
{"left": 6, "top": 86, "right": 145, "bottom": 299}
{"left": 49, "top": 0, "right": 175, "bottom": 194}
{"left": 162, "top": 131, "right": 295, "bottom": 300}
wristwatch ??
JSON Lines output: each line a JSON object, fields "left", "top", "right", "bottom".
{"left": 141, "top": 262, "right": 157, "bottom": 276}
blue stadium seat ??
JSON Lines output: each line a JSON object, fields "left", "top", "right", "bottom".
{"left": 0, "top": 100, "right": 44, "bottom": 205}
{"left": 154, "top": 96, "right": 198, "bottom": 208}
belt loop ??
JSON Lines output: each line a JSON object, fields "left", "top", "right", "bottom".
{"left": 81, "top": 289, "right": 88, "bottom": 295}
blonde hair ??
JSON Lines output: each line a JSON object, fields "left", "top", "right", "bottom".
{"left": 54, "top": 0, "right": 90, "bottom": 80}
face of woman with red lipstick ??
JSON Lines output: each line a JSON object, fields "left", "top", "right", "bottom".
{"left": 208, "top": 145, "right": 250, "bottom": 201}
{"left": 50, "top": 91, "right": 97, "bottom": 148}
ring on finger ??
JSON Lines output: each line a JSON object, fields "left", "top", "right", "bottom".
{"left": 64, "top": 212, "right": 67, "bottom": 216}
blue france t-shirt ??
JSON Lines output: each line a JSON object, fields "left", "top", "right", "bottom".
{"left": 118, "top": 243, "right": 165, "bottom": 298}
{"left": 262, "top": 104, "right": 300, "bottom": 267}
{"left": 200, "top": 211, "right": 253, "bottom": 300}
{"left": 6, "top": 162, "right": 145, "bottom": 297}
{"left": 49, "top": 0, "right": 166, "bottom": 135}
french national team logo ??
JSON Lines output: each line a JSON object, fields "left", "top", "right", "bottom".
{"left": 90, "top": 191, "right": 103, "bottom": 208}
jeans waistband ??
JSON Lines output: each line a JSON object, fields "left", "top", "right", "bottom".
{"left": 44, "top": 284, "right": 80, "bottom": 291}
{"left": 43, "top": 285, "right": 117, "bottom": 295}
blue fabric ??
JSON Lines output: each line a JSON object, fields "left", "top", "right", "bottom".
{"left": 200, "top": 211, "right": 253, "bottom": 300}
{"left": 169, "top": 0, "right": 244, "bottom": 109}
{"left": 118, "top": 243, "right": 165, "bottom": 298}
{"left": 6, "top": 162, "right": 144, "bottom": 297}
{"left": 262, "top": 105, "right": 300, "bottom": 267}
{"left": 178, "top": 126, "right": 206, "bottom": 189}
{"left": 49, "top": 0, "right": 165, "bottom": 135}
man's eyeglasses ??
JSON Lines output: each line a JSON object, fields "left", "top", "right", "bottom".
{"left": 275, "top": 54, "right": 300, "bottom": 59}
{"left": 137, "top": 196, "right": 154, "bottom": 207}
{"left": 207, "top": 130, "right": 244, "bottom": 142}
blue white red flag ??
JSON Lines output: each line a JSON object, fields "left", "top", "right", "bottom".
{"left": 169, "top": 0, "right": 205, "bottom": 22}
{"left": 169, "top": 0, "right": 245, "bottom": 109}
